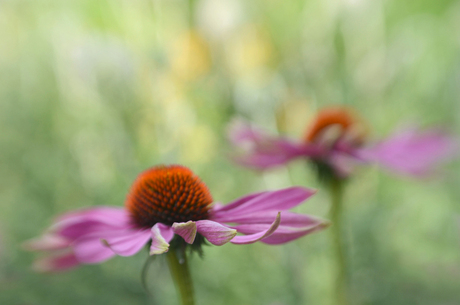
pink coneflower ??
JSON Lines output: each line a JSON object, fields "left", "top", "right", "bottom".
{"left": 230, "top": 106, "right": 457, "bottom": 305}
{"left": 24, "top": 165, "right": 327, "bottom": 272}
{"left": 229, "top": 106, "right": 457, "bottom": 180}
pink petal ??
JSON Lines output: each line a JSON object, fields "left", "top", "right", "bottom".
{"left": 150, "top": 224, "right": 170, "bottom": 255}
{"left": 230, "top": 212, "right": 281, "bottom": 244}
{"left": 228, "top": 120, "right": 321, "bottom": 169}
{"left": 101, "top": 229, "right": 151, "bottom": 257}
{"left": 212, "top": 191, "right": 268, "bottom": 213}
{"left": 32, "top": 252, "right": 80, "bottom": 273}
{"left": 23, "top": 234, "right": 70, "bottom": 251}
{"left": 329, "top": 152, "right": 359, "bottom": 178}
{"left": 53, "top": 207, "right": 129, "bottom": 228}
{"left": 361, "top": 126, "right": 458, "bottom": 177}
{"left": 235, "top": 222, "right": 330, "bottom": 245}
{"left": 51, "top": 207, "right": 131, "bottom": 239}
{"left": 211, "top": 202, "right": 225, "bottom": 210}
{"left": 26, "top": 207, "right": 136, "bottom": 266}
{"left": 55, "top": 206, "right": 127, "bottom": 220}
{"left": 261, "top": 224, "right": 329, "bottom": 244}
{"left": 228, "top": 119, "right": 268, "bottom": 144}
{"left": 72, "top": 234, "right": 117, "bottom": 264}
{"left": 214, "top": 187, "right": 316, "bottom": 218}
{"left": 172, "top": 221, "right": 197, "bottom": 244}
{"left": 212, "top": 210, "right": 324, "bottom": 228}
{"left": 195, "top": 220, "right": 237, "bottom": 246}
{"left": 158, "top": 223, "right": 174, "bottom": 243}
{"left": 231, "top": 138, "right": 319, "bottom": 169}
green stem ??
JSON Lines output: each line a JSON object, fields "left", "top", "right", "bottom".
{"left": 329, "top": 178, "right": 349, "bottom": 305}
{"left": 141, "top": 253, "right": 156, "bottom": 295}
{"left": 187, "top": 0, "right": 196, "bottom": 27}
{"left": 166, "top": 248, "right": 195, "bottom": 305}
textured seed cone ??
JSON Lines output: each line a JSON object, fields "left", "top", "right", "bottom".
{"left": 304, "top": 106, "right": 367, "bottom": 146}
{"left": 126, "top": 165, "right": 213, "bottom": 228}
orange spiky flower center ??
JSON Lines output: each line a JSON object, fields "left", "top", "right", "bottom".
{"left": 125, "top": 165, "right": 213, "bottom": 228}
{"left": 304, "top": 106, "right": 367, "bottom": 146}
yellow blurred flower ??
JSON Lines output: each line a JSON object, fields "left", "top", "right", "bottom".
{"left": 169, "top": 29, "right": 212, "bottom": 81}
{"left": 225, "top": 25, "right": 273, "bottom": 76}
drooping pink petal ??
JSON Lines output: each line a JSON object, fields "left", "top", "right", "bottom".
{"left": 234, "top": 222, "right": 330, "bottom": 245}
{"left": 212, "top": 210, "right": 324, "bottom": 228}
{"left": 22, "top": 234, "right": 70, "bottom": 251}
{"left": 213, "top": 187, "right": 316, "bottom": 218}
{"left": 228, "top": 120, "right": 321, "bottom": 169}
{"left": 360, "top": 126, "right": 458, "bottom": 177}
{"left": 150, "top": 224, "right": 171, "bottom": 255}
{"left": 230, "top": 212, "right": 281, "bottom": 244}
{"left": 158, "top": 223, "right": 174, "bottom": 243}
{"left": 195, "top": 220, "right": 237, "bottom": 246}
{"left": 101, "top": 229, "right": 151, "bottom": 257}
{"left": 172, "top": 221, "right": 197, "bottom": 244}
{"left": 32, "top": 252, "right": 80, "bottom": 273}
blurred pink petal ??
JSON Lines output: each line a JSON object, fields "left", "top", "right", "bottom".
{"left": 228, "top": 120, "right": 321, "bottom": 169}
{"left": 361, "top": 126, "right": 458, "bottom": 176}
{"left": 33, "top": 252, "right": 80, "bottom": 273}
{"left": 23, "top": 234, "right": 70, "bottom": 251}
{"left": 329, "top": 152, "right": 361, "bottom": 178}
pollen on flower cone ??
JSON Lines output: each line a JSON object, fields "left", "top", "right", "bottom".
{"left": 126, "top": 165, "right": 213, "bottom": 228}
{"left": 304, "top": 106, "right": 367, "bottom": 144}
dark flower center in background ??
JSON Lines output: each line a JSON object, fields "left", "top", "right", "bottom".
{"left": 304, "top": 106, "right": 367, "bottom": 146}
{"left": 126, "top": 165, "right": 213, "bottom": 228}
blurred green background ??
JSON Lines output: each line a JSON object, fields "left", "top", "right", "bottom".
{"left": 1, "top": 0, "right": 460, "bottom": 304}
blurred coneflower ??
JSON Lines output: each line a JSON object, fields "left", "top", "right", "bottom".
{"left": 228, "top": 105, "right": 457, "bottom": 181}
{"left": 24, "top": 164, "right": 327, "bottom": 305}
{"left": 228, "top": 105, "right": 457, "bottom": 305}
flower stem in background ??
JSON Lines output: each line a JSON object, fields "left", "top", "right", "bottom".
{"left": 141, "top": 253, "right": 157, "bottom": 295}
{"left": 166, "top": 247, "right": 195, "bottom": 305}
{"left": 329, "top": 178, "right": 349, "bottom": 305}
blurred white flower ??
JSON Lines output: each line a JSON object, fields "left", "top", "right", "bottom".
{"left": 196, "top": 0, "right": 243, "bottom": 40}
{"left": 70, "top": 36, "right": 135, "bottom": 83}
